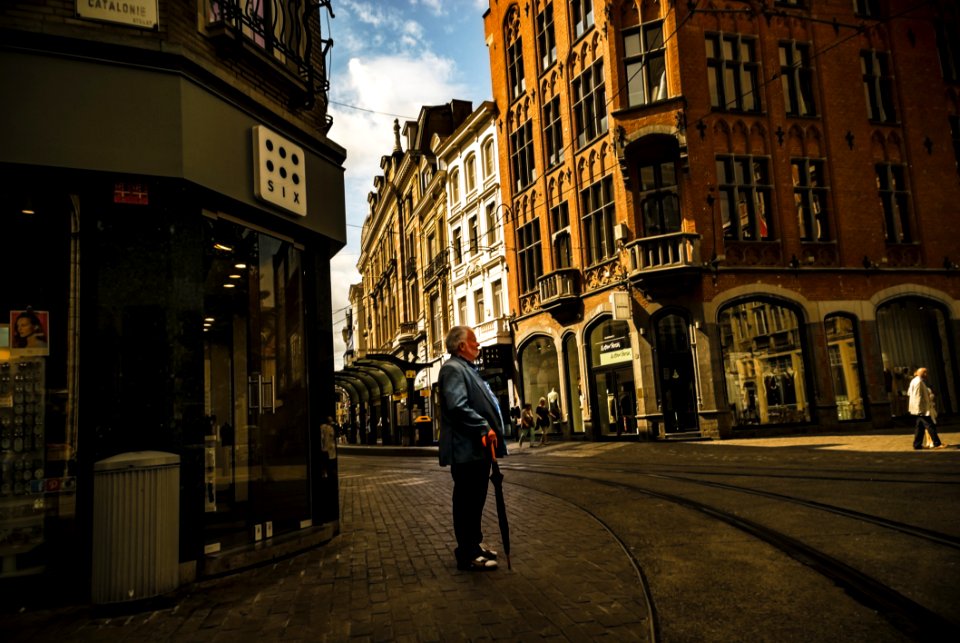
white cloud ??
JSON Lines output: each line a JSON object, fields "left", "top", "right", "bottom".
{"left": 326, "top": 50, "right": 473, "bottom": 367}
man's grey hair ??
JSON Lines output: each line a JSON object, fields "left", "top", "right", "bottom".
{"left": 445, "top": 325, "right": 472, "bottom": 355}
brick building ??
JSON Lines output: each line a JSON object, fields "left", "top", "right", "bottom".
{"left": 483, "top": 0, "right": 960, "bottom": 439}
{"left": 1, "top": 0, "right": 345, "bottom": 600}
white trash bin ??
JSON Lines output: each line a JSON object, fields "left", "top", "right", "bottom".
{"left": 91, "top": 451, "right": 180, "bottom": 604}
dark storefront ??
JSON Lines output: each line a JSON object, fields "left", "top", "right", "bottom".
{"left": 0, "top": 46, "right": 345, "bottom": 600}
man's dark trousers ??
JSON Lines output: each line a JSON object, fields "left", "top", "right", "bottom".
{"left": 451, "top": 458, "right": 492, "bottom": 561}
{"left": 913, "top": 415, "right": 942, "bottom": 449}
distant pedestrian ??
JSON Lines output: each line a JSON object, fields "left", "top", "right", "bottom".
{"left": 536, "top": 397, "right": 550, "bottom": 446}
{"left": 909, "top": 367, "right": 946, "bottom": 450}
{"left": 518, "top": 402, "right": 534, "bottom": 447}
{"left": 438, "top": 326, "right": 505, "bottom": 571}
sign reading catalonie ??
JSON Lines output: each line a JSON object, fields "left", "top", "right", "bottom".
{"left": 77, "top": 0, "right": 158, "bottom": 29}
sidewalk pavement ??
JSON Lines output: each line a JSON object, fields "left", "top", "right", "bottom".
{"left": 1, "top": 426, "right": 956, "bottom": 641}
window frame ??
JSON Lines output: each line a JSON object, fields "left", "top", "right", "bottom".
{"left": 510, "top": 119, "right": 536, "bottom": 191}
{"left": 622, "top": 20, "right": 667, "bottom": 108}
{"left": 861, "top": 50, "right": 897, "bottom": 124}
{"left": 572, "top": 59, "right": 608, "bottom": 149}
{"left": 706, "top": 32, "right": 760, "bottom": 113}
{"left": 517, "top": 218, "right": 543, "bottom": 294}
{"left": 791, "top": 158, "right": 830, "bottom": 242}
{"left": 875, "top": 163, "right": 912, "bottom": 243}
{"left": 542, "top": 95, "right": 564, "bottom": 168}
{"left": 465, "top": 154, "right": 477, "bottom": 194}
{"left": 637, "top": 160, "right": 681, "bottom": 237}
{"left": 779, "top": 41, "right": 816, "bottom": 118}
{"left": 551, "top": 201, "right": 573, "bottom": 269}
{"left": 570, "top": 0, "right": 594, "bottom": 41}
{"left": 507, "top": 33, "right": 526, "bottom": 101}
{"left": 536, "top": 2, "right": 557, "bottom": 71}
{"left": 716, "top": 155, "right": 773, "bottom": 241}
{"left": 580, "top": 176, "right": 616, "bottom": 266}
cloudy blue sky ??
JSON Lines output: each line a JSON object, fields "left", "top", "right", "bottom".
{"left": 325, "top": 0, "right": 493, "bottom": 365}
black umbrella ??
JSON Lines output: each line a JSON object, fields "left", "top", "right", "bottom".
{"left": 489, "top": 443, "right": 511, "bottom": 569}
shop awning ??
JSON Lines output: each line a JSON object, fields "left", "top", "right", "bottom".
{"left": 334, "top": 376, "right": 364, "bottom": 404}
{"left": 335, "top": 353, "right": 430, "bottom": 405}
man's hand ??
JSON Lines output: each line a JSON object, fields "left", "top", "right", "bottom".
{"left": 481, "top": 429, "right": 498, "bottom": 450}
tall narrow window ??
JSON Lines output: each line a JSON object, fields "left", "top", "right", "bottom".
{"left": 486, "top": 202, "right": 499, "bottom": 246}
{"left": 791, "top": 159, "right": 829, "bottom": 241}
{"left": 551, "top": 202, "right": 572, "bottom": 269}
{"left": 937, "top": 22, "right": 960, "bottom": 83}
{"left": 492, "top": 280, "right": 503, "bottom": 318}
{"left": 876, "top": 163, "right": 912, "bottom": 243}
{"left": 638, "top": 161, "right": 680, "bottom": 236}
{"left": 474, "top": 288, "right": 485, "bottom": 324}
{"left": 507, "top": 29, "right": 526, "bottom": 100}
{"left": 510, "top": 119, "right": 536, "bottom": 191}
{"left": 706, "top": 33, "right": 759, "bottom": 112}
{"left": 453, "top": 228, "right": 463, "bottom": 264}
{"left": 572, "top": 59, "right": 607, "bottom": 148}
{"left": 482, "top": 137, "right": 496, "bottom": 178}
{"left": 580, "top": 176, "right": 616, "bottom": 265}
{"left": 468, "top": 216, "right": 479, "bottom": 253}
{"left": 450, "top": 168, "right": 460, "bottom": 204}
{"left": 623, "top": 20, "right": 666, "bottom": 107}
{"left": 457, "top": 296, "right": 467, "bottom": 325}
{"left": 717, "top": 155, "right": 772, "bottom": 241}
{"left": 543, "top": 96, "right": 564, "bottom": 168}
{"left": 465, "top": 154, "right": 477, "bottom": 193}
{"left": 854, "top": 0, "right": 880, "bottom": 18}
{"left": 862, "top": 50, "right": 896, "bottom": 123}
{"left": 950, "top": 116, "right": 960, "bottom": 174}
{"left": 517, "top": 218, "right": 543, "bottom": 294}
{"left": 536, "top": 3, "right": 557, "bottom": 70}
{"left": 430, "top": 293, "right": 442, "bottom": 353}
{"left": 571, "top": 0, "right": 594, "bottom": 40}
{"left": 780, "top": 42, "right": 816, "bottom": 117}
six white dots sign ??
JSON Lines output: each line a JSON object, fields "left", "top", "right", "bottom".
{"left": 252, "top": 125, "right": 307, "bottom": 217}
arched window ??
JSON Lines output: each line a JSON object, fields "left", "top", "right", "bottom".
{"left": 718, "top": 299, "right": 810, "bottom": 425}
{"left": 877, "top": 298, "right": 955, "bottom": 416}
{"left": 449, "top": 167, "right": 460, "bottom": 204}
{"left": 482, "top": 137, "right": 495, "bottom": 178}
{"left": 824, "top": 314, "right": 866, "bottom": 420}
{"left": 519, "top": 335, "right": 560, "bottom": 410}
{"left": 465, "top": 154, "right": 477, "bottom": 193}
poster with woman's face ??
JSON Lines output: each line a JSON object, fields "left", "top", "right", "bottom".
{"left": 10, "top": 310, "right": 49, "bottom": 356}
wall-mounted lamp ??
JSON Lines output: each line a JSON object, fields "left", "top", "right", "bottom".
{"left": 20, "top": 197, "right": 35, "bottom": 215}
{"left": 788, "top": 254, "right": 801, "bottom": 270}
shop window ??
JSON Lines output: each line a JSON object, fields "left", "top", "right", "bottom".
{"left": 706, "top": 33, "right": 760, "bottom": 113}
{"left": 586, "top": 318, "right": 633, "bottom": 436}
{"left": 519, "top": 336, "right": 560, "bottom": 410}
{"left": 622, "top": 20, "right": 666, "bottom": 107}
{"left": 718, "top": 300, "right": 810, "bottom": 425}
{"left": 825, "top": 315, "right": 866, "bottom": 421}
{"left": 877, "top": 298, "right": 955, "bottom": 417}
{"left": 563, "top": 333, "right": 584, "bottom": 433}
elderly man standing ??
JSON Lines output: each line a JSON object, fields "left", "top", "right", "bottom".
{"left": 438, "top": 325, "right": 506, "bottom": 571}
{"left": 908, "top": 367, "right": 946, "bottom": 450}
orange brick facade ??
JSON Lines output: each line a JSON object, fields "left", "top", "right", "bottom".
{"left": 485, "top": 0, "right": 960, "bottom": 438}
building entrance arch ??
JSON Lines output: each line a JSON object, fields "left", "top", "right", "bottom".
{"left": 653, "top": 311, "right": 698, "bottom": 434}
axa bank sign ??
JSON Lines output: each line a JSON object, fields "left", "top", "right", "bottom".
{"left": 599, "top": 336, "right": 632, "bottom": 366}
{"left": 252, "top": 126, "right": 307, "bottom": 217}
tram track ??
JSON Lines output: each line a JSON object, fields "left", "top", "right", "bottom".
{"left": 502, "top": 464, "right": 960, "bottom": 642}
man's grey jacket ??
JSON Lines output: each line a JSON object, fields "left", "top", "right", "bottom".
{"left": 438, "top": 354, "right": 507, "bottom": 466}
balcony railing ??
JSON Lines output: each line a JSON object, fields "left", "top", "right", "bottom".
{"left": 208, "top": 0, "right": 333, "bottom": 113}
{"left": 423, "top": 252, "right": 449, "bottom": 284}
{"left": 538, "top": 268, "right": 581, "bottom": 310}
{"left": 396, "top": 321, "right": 420, "bottom": 347}
{"left": 625, "top": 232, "right": 701, "bottom": 274}
{"left": 475, "top": 316, "right": 511, "bottom": 341}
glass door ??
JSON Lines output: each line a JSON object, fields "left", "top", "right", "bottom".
{"left": 202, "top": 218, "right": 309, "bottom": 551}
{"left": 655, "top": 313, "right": 699, "bottom": 433}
